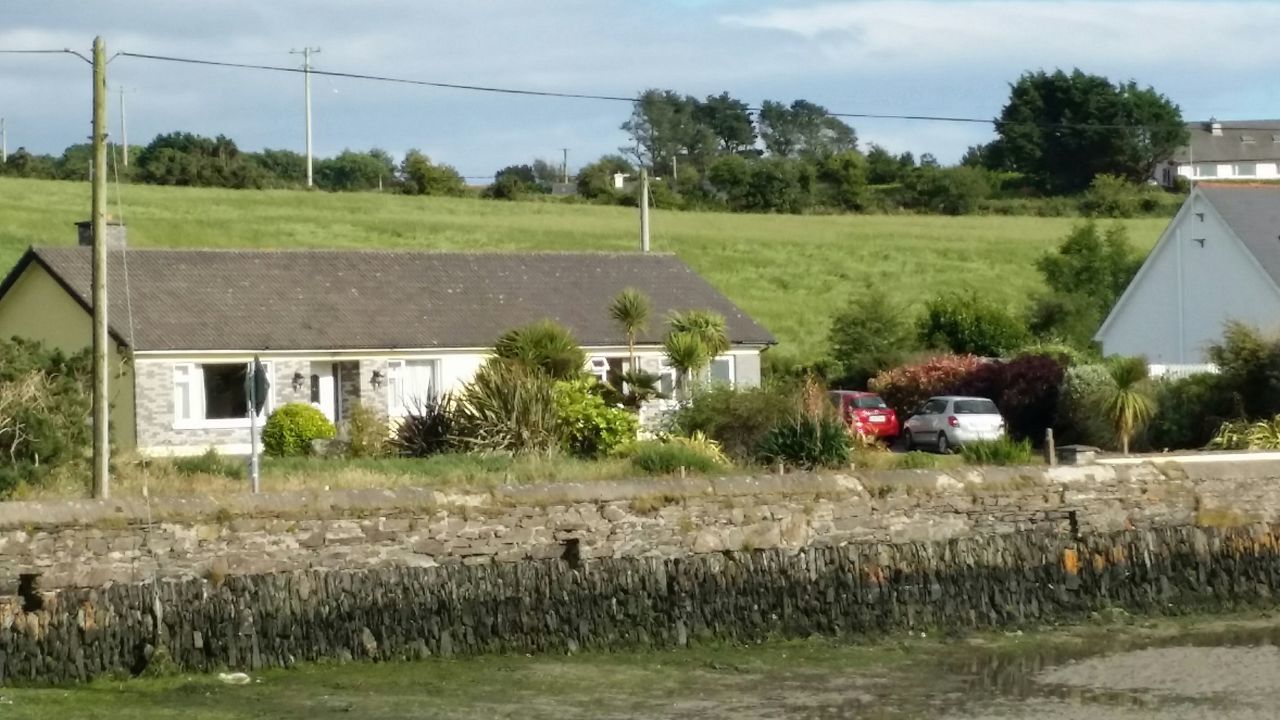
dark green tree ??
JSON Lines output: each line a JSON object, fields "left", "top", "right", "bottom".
{"left": 315, "top": 149, "right": 397, "bottom": 192}
{"left": 758, "top": 99, "right": 856, "bottom": 158}
{"left": 1029, "top": 221, "right": 1142, "bottom": 347}
{"left": 399, "top": 150, "right": 465, "bottom": 196}
{"left": 696, "top": 92, "right": 756, "bottom": 155}
{"left": 621, "top": 89, "right": 716, "bottom": 171}
{"left": 576, "top": 154, "right": 633, "bottom": 200}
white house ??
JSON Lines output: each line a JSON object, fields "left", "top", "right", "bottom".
{"left": 1096, "top": 184, "right": 1280, "bottom": 372}
{"left": 1153, "top": 119, "right": 1280, "bottom": 187}
{"left": 0, "top": 242, "right": 775, "bottom": 456}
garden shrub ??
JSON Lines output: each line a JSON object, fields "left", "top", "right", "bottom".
{"left": 671, "top": 383, "right": 797, "bottom": 462}
{"left": 1207, "top": 322, "right": 1280, "bottom": 420}
{"left": 554, "top": 379, "right": 638, "bottom": 458}
{"left": 869, "top": 354, "right": 984, "bottom": 416}
{"left": 960, "top": 437, "right": 1035, "bottom": 466}
{"left": 827, "top": 291, "right": 918, "bottom": 388}
{"left": 172, "top": 448, "right": 243, "bottom": 479}
{"left": 756, "top": 416, "right": 851, "bottom": 469}
{"left": 918, "top": 291, "right": 1029, "bottom": 356}
{"left": 494, "top": 319, "right": 586, "bottom": 381}
{"left": 344, "top": 402, "right": 393, "bottom": 458}
{"left": 261, "top": 403, "right": 336, "bottom": 457}
{"left": 1054, "top": 364, "right": 1114, "bottom": 447}
{"left": 1147, "top": 373, "right": 1236, "bottom": 451}
{"left": 1078, "top": 174, "right": 1143, "bottom": 218}
{"left": 0, "top": 338, "right": 91, "bottom": 495}
{"left": 454, "top": 360, "right": 560, "bottom": 455}
{"left": 1208, "top": 416, "right": 1280, "bottom": 450}
{"left": 394, "top": 394, "right": 455, "bottom": 458}
{"left": 626, "top": 440, "right": 724, "bottom": 475}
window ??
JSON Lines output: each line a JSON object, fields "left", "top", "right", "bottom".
{"left": 172, "top": 361, "right": 272, "bottom": 427}
{"left": 1241, "top": 134, "right": 1256, "bottom": 144}
{"left": 1161, "top": 167, "right": 1172, "bottom": 186}
{"left": 1196, "top": 164, "right": 1218, "bottom": 178}
{"left": 954, "top": 399, "right": 1000, "bottom": 415}
{"left": 1235, "top": 162, "right": 1258, "bottom": 177}
{"left": 709, "top": 356, "right": 735, "bottom": 385}
{"left": 587, "top": 357, "right": 610, "bottom": 384}
{"left": 387, "top": 359, "right": 439, "bottom": 416}
{"left": 657, "top": 358, "right": 677, "bottom": 397}
{"left": 853, "top": 395, "right": 888, "bottom": 410}
{"left": 921, "top": 399, "right": 948, "bottom": 414}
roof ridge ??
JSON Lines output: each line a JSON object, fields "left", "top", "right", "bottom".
{"left": 32, "top": 246, "right": 681, "bottom": 257}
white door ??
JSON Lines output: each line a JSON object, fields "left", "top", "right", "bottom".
{"left": 310, "top": 362, "right": 338, "bottom": 424}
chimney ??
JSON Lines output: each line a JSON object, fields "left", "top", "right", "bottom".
{"left": 1209, "top": 117, "right": 1223, "bottom": 137}
{"left": 75, "top": 218, "right": 126, "bottom": 248}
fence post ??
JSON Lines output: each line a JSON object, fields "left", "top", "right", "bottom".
{"left": 1045, "top": 428, "right": 1057, "bottom": 466}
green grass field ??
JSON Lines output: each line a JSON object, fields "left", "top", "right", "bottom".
{"left": 0, "top": 178, "right": 1168, "bottom": 359}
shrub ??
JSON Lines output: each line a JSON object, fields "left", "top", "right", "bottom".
{"left": 627, "top": 440, "right": 725, "bottom": 475}
{"left": 454, "top": 360, "right": 560, "bottom": 455}
{"left": 261, "top": 403, "right": 337, "bottom": 457}
{"left": 756, "top": 416, "right": 851, "bottom": 469}
{"left": 1208, "top": 322, "right": 1280, "bottom": 420}
{"left": 901, "top": 165, "right": 992, "bottom": 215}
{"left": 869, "top": 355, "right": 984, "bottom": 416}
{"left": 1079, "top": 174, "right": 1143, "bottom": 218}
{"left": 554, "top": 379, "right": 638, "bottom": 458}
{"left": 1054, "top": 364, "right": 1114, "bottom": 447}
{"left": 960, "top": 437, "right": 1035, "bottom": 466}
{"left": 394, "top": 394, "right": 455, "bottom": 457}
{"left": 1099, "top": 356, "right": 1157, "bottom": 454}
{"left": 963, "top": 354, "right": 1065, "bottom": 440}
{"left": 1147, "top": 373, "right": 1236, "bottom": 451}
{"left": 495, "top": 320, "right": 587, "bottom": 381}
{"left": 1209, "top": 416, "right": 1280, "bottom": 450}
{"left": 670, "top": 383, "right": 797, "bottom": 462}
{"left": 827, "top": 291, "right": 918, "bottom": 388}
{"left": 344, "top": 402, "right": 392, "bottom": 458}
{"left": 172, "top": 448, "right": 243, "bottom": 479}
{"left": 0, "top": 338, "right": 92, "bottom": 495}
{"left": 918, "top": 291, "right": 1029, "bottom": 356}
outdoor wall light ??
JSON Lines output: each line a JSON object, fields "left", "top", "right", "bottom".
{"left": 292, "top": 372, "right": 306, "bottom": 392}
{"left": 370, "top": 370, "right": 385, "bottom": 389}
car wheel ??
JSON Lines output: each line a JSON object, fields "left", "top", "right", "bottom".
{"left": 936, "top": 432, "right": 950, "bottom": 454}
{"left": 902, "top": 429, "right": 914, "bottom": 451}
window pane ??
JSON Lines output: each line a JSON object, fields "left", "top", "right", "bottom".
{"left": 202, "top": 364, "right": 248, "bottom": 419}
{"left": 854, "top": 396, "right": 887, "bottom": 409}
{"left": 310, "top": 374, "right": 321, "bottom": 403}
{"left": 709, "top": 357, "right": 733, "bottom": 384}
{"left": 1235, "top": 162, "right": 1257, "bottom": 177}
{"left": 954, "top": 399, "right": 999, "bottom": 414}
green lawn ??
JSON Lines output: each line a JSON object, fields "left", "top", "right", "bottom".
{"left": 0, "top": 178, "right": 1168, "bottom": 359}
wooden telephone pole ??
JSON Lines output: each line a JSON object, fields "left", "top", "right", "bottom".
{"left": 91, "top": 36, "right": 110, "bottom": 498}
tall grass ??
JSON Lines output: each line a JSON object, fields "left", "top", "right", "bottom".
{"left": 0, "top": 177, "right": 1165, "bottom": 360}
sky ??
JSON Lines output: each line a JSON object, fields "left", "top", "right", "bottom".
{"left": 2, "top": 1, "right": 1278, "bottom": 178}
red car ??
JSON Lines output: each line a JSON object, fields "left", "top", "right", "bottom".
{"left": 828, "top": 390, "right": 900, "bottom": 442}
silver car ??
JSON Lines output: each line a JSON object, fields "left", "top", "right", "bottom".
{"left": 902, "top": 396, "right": 1006, "bottom": 453}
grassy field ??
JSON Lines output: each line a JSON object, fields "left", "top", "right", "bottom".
{"left": 0, "top": 177, "right": 1168, "bottom": 359}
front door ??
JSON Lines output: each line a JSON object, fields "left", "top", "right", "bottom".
{"left": 310, "top": 362, "right": 338, "bottom": 424}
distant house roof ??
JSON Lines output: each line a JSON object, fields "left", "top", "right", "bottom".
{"left": 1196, "top": 184, "right": 1280, "bottom": 287}
{"left": 0, "top": 248, "right": 775, "bottom": 352}
{"left": 1171, "top": 120, "right": 1280, "bottom": 163}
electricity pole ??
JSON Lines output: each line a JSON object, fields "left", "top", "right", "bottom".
{"left": 561, "top": 147, "right": 569, "bottom": 184}
{"left": 291, "top": 47, "right": 320, "bottom": 187}
{"left": 118, "top": 86, "right": 128, "bottom": 166}
{"left": 91, "top": 37, "right": 110, "bottom": 499}
{"left": 639, "top": 168, "right": 650, "bottom": 253}
{"left": 1, "top": 118, "right": 6, "bottom": 164}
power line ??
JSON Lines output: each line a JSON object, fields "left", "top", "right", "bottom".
{"left": 0, "top": 48, "right": 92, "bottom": 64}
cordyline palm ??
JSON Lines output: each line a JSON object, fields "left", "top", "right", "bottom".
{"left": 663, "top": 331, "right": 711, "bottom": 398}
{"left": 494, "top": 319, "right": 586, "bottom": 380}
{"left": 1101, "top": 355, "right": 1156, "bottom": 454}
{"left": 608, "top": 288, "right": 651, "bottom": 367}
{"left": 668, "top": 309, "right": 729, "bottom": 357}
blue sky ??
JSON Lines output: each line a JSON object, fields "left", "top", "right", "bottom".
{"left": 2, "top": 1, "right": 1277, "bottom": 178}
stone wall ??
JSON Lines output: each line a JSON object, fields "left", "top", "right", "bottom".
{"left": 5, "top": 460, "right": 1280, "bottom": 683}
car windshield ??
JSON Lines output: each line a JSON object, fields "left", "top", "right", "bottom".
{"left": 954, "top": 399, "right": 999, "bottom": 415}
{"left": 854, "top": 396, "right": 887, "bottom": 409}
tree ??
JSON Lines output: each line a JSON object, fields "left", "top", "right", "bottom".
{"left": 1030, "top": 221, "right": 1142, "bottom": 347}
{"left": 136, "top": 132, "right": 266, "bottom": 188}
{"left": 901, "top": 166, "right": 992, "bottom": 215}
{"left": 828, "top": 292, "right": 918, "bottom": 388}
{"left": 487, "top": 164, "right": 547, "bottom": 200}
{"left": 494, "top": 320, "right": 586, "bottom": 380}
{"left": 815, "top": 151, "right": 870, "bottom": 210}
{"left": 621, "top": 89, "right": 715, "bottom": 171}
{"left": 55, "top": 143, "right": 94, "bottom": 181}
{"left": 608, "top": 288, "right": 651, "bottom": 365}
{"left": 919, "top": 291, "right": 1029, "bottom": 357}
{"left": 989, "top": 69, "right": 1186, "bottom": 194}
{"left": 532, "top": 158, "right": 562, "bottom": 184}
{"left": 253, "top": 148, "right": 307, "bottom": 187}
{"left": 1, "top": 148, "right": 57, "bottom": 179}
{"left": 758, "top": 99, "right": 856, "bottom": 158}
{"left": 668, "top": 309, "right": 729, "bottom": 357}
{"left": 576, "top": 154, "right": 633, "bottom": 200}
{"left": 315, "top": 149, "right": 396, "bottom": 191}
{"left": 865, "top": 144, "right": 905, "bottom": 184}
{"left": 697, "top": 92, "right": 756, "bottom": 155}
{"left": 1100, "top": 355, "right": 1156, "bottom": 454}
{"left": 399, "top": 150, "right": 465, "bottom": 196}
{"left": 663, "top": 331, "right": 712, "bottom": 397}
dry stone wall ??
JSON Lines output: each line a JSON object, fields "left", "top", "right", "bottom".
{"left": 3, "top": 460, "right": 1280, "bottom": 683}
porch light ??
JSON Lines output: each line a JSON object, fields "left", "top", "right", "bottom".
{"left": 292, "top": 372, "right": 306, "bottom": 392}
{"left": 370, "top": 370, "right": 385, "bottom": 389}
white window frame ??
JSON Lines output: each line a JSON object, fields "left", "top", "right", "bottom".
{"left": 1234, "top": 162, "right": 1258, "bottom": 177}
{"left": 709, "top": 355, "right": 736, "bottom": 385}
{"left": 386, "top": 358, "right": 441, "bottom": 417}
{"left": 1196, "top": 163, "right": 1219, "bottom": 178}
{"left": 172, "top": 361, "right": 274, "bottom": 430}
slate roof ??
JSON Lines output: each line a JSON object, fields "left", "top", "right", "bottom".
{"left": 1171, "top": 120, "right": 1280, "bottom": 163}
{"left": 1199, "top": 184, "right": 1280, "bottom": 287}
{"left": 2, "top": 248, "right": 775, "bottom": 352}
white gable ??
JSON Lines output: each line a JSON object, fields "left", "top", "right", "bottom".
{"left": 1096, "top": 189, "right": 1280, "bottom": 363}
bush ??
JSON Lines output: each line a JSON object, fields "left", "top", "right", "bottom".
{"left": 1208, "top": 322, "right": 1280, "bottom": 420}
{"left": 1209, "top": 416, "right": 1280, "bottom": 450}
{"left": 554, "top": 379, "right": 638, "bottom": 458}
{"left": 343, "top": 402, "right": 392, "bottom": 458}
{"left": 960, "top": 354, "right": 1065, "bottom": 440}
{"left": 918, "top": 291, "right": 1029, "bottom": 356}
{"left": 827, "top": 292, "right": 918, "bottom": 388}
{"left": 454, "top": 360, "right": 561, "bottom": 455}
{"left": 1054, "top": 364, "right": 1114, "bottom": 447}
{"left": 0, "top": 338, "right": 92, "bottom": 495}
{"left": 261, "top": 403, "right": 336, "bottom": 457}
{"left": 494, "top": 320, "right": 587, "bottom": 381}
{"left": 869, "top": 354, "right": 984, "bottom": 416}
{"left": 756, "top": 416, "right": 851, "bottom": 469}
{"left": 626, "top": 440, "right": 725, "bottom": 475}
{"left": 901, "top": 165, "right": 992, "bottom": 215}
{"left": 1147, "top": 373, "right": 1236, "bottom": 450}
{"left": 670, "top": 383, "right": 797, "bottom": 462}
{"left": 1079, "top": 174, "right": 1144, "bottom": 218}
{"left": 172, "top": 448, "right": 243, "bottom": 479}
{"left": 960, "top": 437, "right": 1035, "bottom": 466}
{"left": 394, "top": 394, "right": 455, "bottom": 457}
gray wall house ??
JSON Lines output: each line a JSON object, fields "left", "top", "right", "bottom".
{"left": 0, "top": 247, "right": 775, "bottom": 456}
{"left": 1154, "top": 119, "right": 1280, "bottom": 187}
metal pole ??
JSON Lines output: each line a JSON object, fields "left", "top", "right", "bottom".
{"left": 1, "top": 118, "right": 6, "bottom": 164}
{"left": 91, "top": 37, "right": 110, "bottom": 499}
{"left": 639, "top": 168, "right": 650, "bottom": 253}
{"left": 672, "top": 156, "right": 678, "bottom": 183}
{"left": 119, "top": 87, "right": 128, "bottom": 166}
{"left": 249, "top": 367, "right": 260, "bottom": 494}
{"left": 292, "top": 47, "right": 320, "bottom": 187}
{"left": 561, "top": 147, "right": 568, "bottom": 184}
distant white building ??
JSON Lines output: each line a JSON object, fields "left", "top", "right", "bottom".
{"left": 1096, "top": 184, "right": 1280, "bottom": 374}
{"left": 1154, "top": 119, "right": 1280, "bottom": 187}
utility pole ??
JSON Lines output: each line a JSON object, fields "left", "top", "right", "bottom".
{"left": 118, "top": 86, "right": 128, "bottom": 166}
{"left": 91, "top": 37, "right": 110, "bottom": 499}
{"left": 561, "top": 147, "right": 569, "bottom": 184}
{"left": 291, "top": 47, "right": 320, "bottom": 187}
{"left": 672, "top": 156, "right": 678, "bottom": 183}
{"left": 1, "top": 118, "right": 6, "bottom": 164}
{"left": 639, "top": 168, "right": 650, "bottom": 253}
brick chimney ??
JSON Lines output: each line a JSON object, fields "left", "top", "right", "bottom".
{"left": 75, "top": 218, "right": 126, "bottom": 248}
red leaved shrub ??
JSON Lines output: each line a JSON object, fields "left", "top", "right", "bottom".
{"left": 868, "top": 355, "right": 983, "bottom": 415}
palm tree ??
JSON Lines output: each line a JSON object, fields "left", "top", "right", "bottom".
{"left": 494, "top": 319, "right": 586, "bottom": 380}
{"left": 663, "top": 331, "right": 711, "bottom": 398}
{"left": 1100, "top": 355, "right": 1156, "bottom": 454}
{"left": 608, "top": 288, "right": 651, "bottom": 368}
{"left": 668, "top": 309, "right": 729, "bottom": 357}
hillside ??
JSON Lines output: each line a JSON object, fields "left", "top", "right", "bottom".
{"left": 0, "top": 178, "right": 1167, "bottom": 360}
